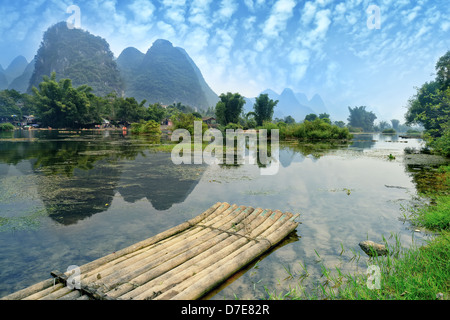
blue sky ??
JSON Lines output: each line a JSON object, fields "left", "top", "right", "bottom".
{"left": 0, "top": 0, "right": 449, "bottom": 121}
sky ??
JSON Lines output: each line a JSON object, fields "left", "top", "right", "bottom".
{"left": 0, "top": 0, "right": 449, "bottom": 121}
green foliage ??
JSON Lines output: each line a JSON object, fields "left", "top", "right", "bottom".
{"left": 436, "top": 51, "right": 450, "bottom": 89}
{"left": 29, "top": 22, "right": 124, "bottom": 96}
{"left": 428, "top": 125, "right": 450, "bottom": 157}
{"left": 32, "top": 72, "right": 101, "bottom": 128}
{"left": 145, "top": 103, "right": 167, "bottom": 123}
{"left": 113, "top": 96, "right": 147, "bottom": 124}
{"left": 222, "top": 122, "right": 243, "bottom": 131}
{"left": 0, "top": 89, "right": 35, "bottom": 120}
{"left": 172, "top": 112, "right": 207, "bottom": 136}
{"left": 130, "top": 120, "right": 161, "bottom": 135}
{"left": 347, "top": 126, "right": 363, "bottom": 133}
{"left": 253, "top": 93, "right": 278, "bottom": 126}
{"left": 304, "top": 114, "right": 318, "bottom": 122}
{"left": 284, "top": 115, "right": 296, "bottom": 124}
{"left": 406, "top": 51, "right": 450, "bottom": 156}
{"left": 274, "top": 118, "right": 352, "bottom": 141}
{"left": 0, "top": 122, "right": 15, "bottom": 131}
{"left": 347, "top": 106, "right": 377, "bottom": 132}
{"left": 333, "top": 121, "right": 346, "bottom": 128}
{"left": 382, "top": 128, "right": 397, "bottom": 134}
{"left": 215, "top": 92, "right": 245, "bottom": 126}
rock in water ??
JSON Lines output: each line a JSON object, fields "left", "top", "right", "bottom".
{"left": 359, "top": 240, "right": 388, "bottom": 257}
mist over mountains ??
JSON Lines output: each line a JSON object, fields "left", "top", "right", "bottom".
{"left": 244, "top": 88, "right": 328, "bottom": 122}
{"left": 1, "top": 22, "right": 329, "bottom": 119}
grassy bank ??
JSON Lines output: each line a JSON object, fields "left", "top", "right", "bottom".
{"left": 264, "top": 164, "right": 449, "bottom": 300}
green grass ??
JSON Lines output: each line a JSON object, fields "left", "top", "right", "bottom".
{"left": 262, "top": 164, "right": 450, "bottom": 300}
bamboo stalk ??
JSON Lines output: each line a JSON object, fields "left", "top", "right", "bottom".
{"left": 39, "top": 286, "right": 74, "bottom": 300}
{"left": 90, "top": 206, "right": 249, "bottom": 291}
{"left": 107, "top": 207, "right": 264, "bottom": 299}
{"left": 77, "top": 202, "right": 227, "bottom": 275}
{"left": 22, "top": 283, "right": 64, "bottom": 300}
{"left": 101, "top": 206, "right": 256, "bottom": 295}
{"left": 157, "top": 212, "right": 299, "bottom": 300}
{"left": 127, "top": 208, "right": 269, "bottom": 300}
{"left": 0, "top": 278, "right": 55, "bottom": 300}
{"left": 80, "top": 203, "right": 233, "bottom": 283}
{"left": 2, "top": 203, "right": 300, "bottom": 301}
{"left": 153, "top": 211, "right": 283, "bottom": 300}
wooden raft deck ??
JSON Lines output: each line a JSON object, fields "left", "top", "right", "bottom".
{"left": 1, "top": 202, "right": 300, "bottom": 300}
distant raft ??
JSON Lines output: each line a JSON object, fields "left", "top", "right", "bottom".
{"left": 1, "top": 202, "right": 300, "bottom": 300}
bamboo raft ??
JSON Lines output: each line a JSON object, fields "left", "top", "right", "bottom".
{"left": 1, "top": 202, "right": 300, "bottom": 300}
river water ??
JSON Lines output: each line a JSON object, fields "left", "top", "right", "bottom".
{"left": 0, "top": 130, "right": 447, "bottom": 299}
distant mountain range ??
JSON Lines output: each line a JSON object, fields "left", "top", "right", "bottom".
{"left": 0, "top": 55, "right": 33, "bottom": 92}
{"left": 117, "top": 39, "right": 218, "bottom": 109}
{"left": 244, "top": 88, "right": 328, "bottom": 122}
{"left": 2, "top": 22, "right": 331, "bottom": 118}
{"left": 1, "top": 22, "right": 218, "bottom": 111}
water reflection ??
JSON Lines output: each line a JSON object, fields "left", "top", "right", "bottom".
{"left": 0, "top": 130, "right": 448, "bottom": 299}
{"left": 0, "top": 130, "right": 206, "bottom": 225}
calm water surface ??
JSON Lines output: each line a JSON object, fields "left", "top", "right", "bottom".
{"left": 0, "top": 130, "right": 446, "bottom": 299}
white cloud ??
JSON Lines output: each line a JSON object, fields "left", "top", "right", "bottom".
{"left": 189, "top": 0, "right": 213, "bottom": 27}
{"left": 128, "top": 0, "right": 156, "bottom": 23}
{"left": 300, "top": 1, "right": 317, "bottom": 26}
{"left": 184, "top": 27, "right": 210, "bottom": 53}
{"left": 214, "top": 0, "right": 238, "bottom": 22}
{"left": 262, "top": 0, "right": 296, "bottom": 38}
{"left": 157, "top": 21, "right": 177, "bottom": 39}
{"left": 161, "top": 0, "right": 186, "bottom": 24}
{"left": 442, "top": 21, "right": 450, "bottom": 32}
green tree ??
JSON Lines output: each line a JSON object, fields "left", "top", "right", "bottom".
{"left": 347, "top": 106, "right": 377, "bottom": 132}
{"left": 114, "top": 97, "right": 146, "bottom": 124}
{"left": 334, "top": 120, "right": 346, "bottom": 128}
{"left": 172, "top": 112, "right": 207, "bottom": 135}
{"left": 319, "top": 113, "right": 331, "bottom": 124}
{"left": 0, "top": 90, "right": 23, "bottom": 120}
{"left": 253, "top": 93, "right": 278, "bottom": 126}
{"left": 145, "top": 103, "right": 167, "bottom": 123}
{"left": 304, "top": 114, "right": 318, "bottom": 122}
{"left": 32, "top": 72, "right": 100, "bottom": 128}
{"left": 436, "top": 51, "right": 450, "bottom": 89}
{"left": 284, "top": 115, "right": 296, "bottom": 124}
{"left": 405, "top": 51, "right": 450, "bottom": 156}
{"left": 215, "top": 92, "right": 245, "bottom": 125}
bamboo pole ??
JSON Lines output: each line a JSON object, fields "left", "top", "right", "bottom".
{"left": 101, "top": 206, "right": 257, "bottom": 296}
{"left": 77, "top": 202, "right": 232, "bottom": 287}
{"left": 129, "top": 209, "right": 278, "bottom": 300}
{"left": 126, "top": 208, "right": 270, "bottom": 300}
{"left": 77, "top": 202, "right": 227, "bottom": 275}
{"left": 1, "top": 203, "right": 300, "bottom": 301}
{"left": 22, "top": 283, "right": 64, "bottom": 300}
{"left": 0, "top": 278, "right": 55, "bottom": 300}
{"left": 153, "top": 210, "right": 283, "bottom": 300}
{"left": 113, "top": 207, "right": 268, "bottom": 299}
{"left": 157, "top": 213, "right": 299, "bottom": 300}
{"left": 107, "top": 207, "right": 265, "bottom": 299}
{"left": 89, "top": 206, "right": 249, "bottom": 291}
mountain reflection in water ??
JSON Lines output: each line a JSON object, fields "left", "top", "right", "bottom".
{"left": 0, "top": 130, "right": 206, "bottom": 225}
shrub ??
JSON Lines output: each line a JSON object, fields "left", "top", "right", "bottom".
{"left": 382, "top": 128, "right": 397, "bottom": 134}
{"left": 429, "top": 127, "right": 450, "bottom": 157}
{"left": 0, "top": 123, "right": 15, "bottom": 131}
{"left": 172, "top": 113, "right": 207, "bottom": 136}
{"left": 130, "top": 120, "right": 161, "bottom": 135}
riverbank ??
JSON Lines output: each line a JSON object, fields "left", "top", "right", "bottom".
{"left": 265, "top": 163, "right": 449, "bottom": 300}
